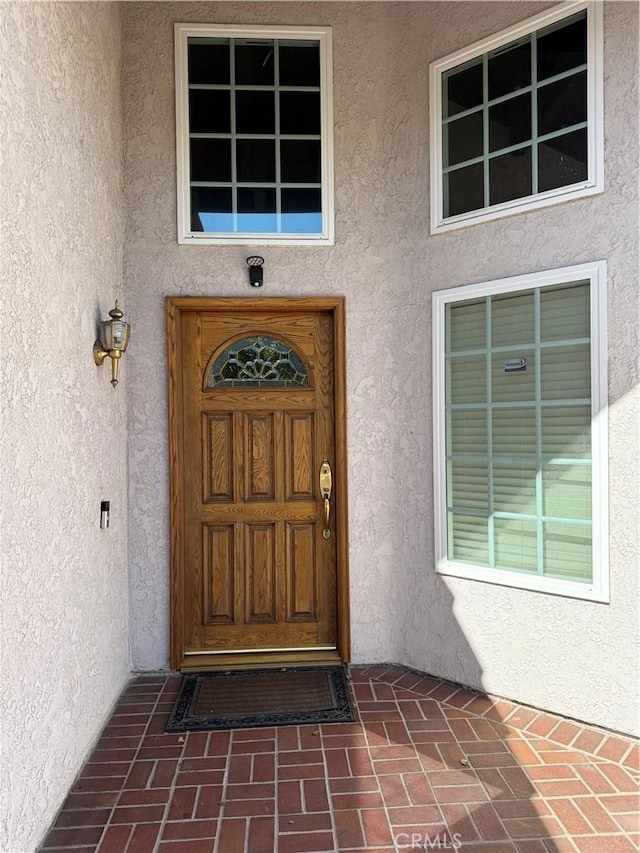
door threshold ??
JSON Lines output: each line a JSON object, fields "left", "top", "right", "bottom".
{"left": 180, "top": 649, "right": 343, "bottom": 673}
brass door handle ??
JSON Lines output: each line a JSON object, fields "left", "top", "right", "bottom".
{"left": 319, "top": 460, "right": 332, "bottom": 539}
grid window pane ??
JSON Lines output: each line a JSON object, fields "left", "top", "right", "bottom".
{"left": 493, "top": 463, "right": 537, "bottom": 514}
{"left": 235, "top": 42, "right": 275, "bottom": 85}
{"left": 543, "top": 464, "right": 591, "bottom": 519}
{"left": 489, "top": 148, "right": 532, "bottom": 205}
{"left": 190, "top": 139, "right": 232, "bottom": 183}
{"left": 446, "top": 162, "right": 484, "bottom": 217}
{"left": 488, "top": 40, "right": 531, "bottom": 100}
{"left": 449, "top": 409, "right": 487, "bottom": 456}
{"left": 448, "top": 356, "right": 486, "bottom": 404}
{"left": 540, "top": 282, "right": 590, "bottom": 341}
{"left": 444, "top": 60, "right": 483, "bottom": 117}
{"left": 495, "top": 519, "right": 538, "bottom": 573}
{"left": 280, "top": 91, "right": 321, "bottom": 135}
{"left": 189, "top": 89, "right": 231, "bottom": 133}
{"left": 280, "top": 140, "right": 321, "bottom": 183}
{"left": 537, "top": 14, "right": 587, "bottom": 82}
{"left": 188, "top": 41, "right": 230, "bottom": 85}
{"left": 448, "top": 299, "right": 486, "bottom": 351}
{"left": 449, "top": 461, "right": 489, "bottom": 510}
{"left": 237, "top": 188, "right": 277, "bottom": 232}
{"left": 538, "top": 129, "right": 587, "bottom": 193}
{"left": 451, "top": 514, "right": 489, "bottom": 565}
{"left": 445, "top": 111, "right": 483, "bottom": 167}
{"left": 492, "top": 353, "right": 536, "bottom": 404}
{"left": 538, "top": 71, "right": 586, "bottom": 136}
{"left": 492, "top": 291, "right": 535, "bottom": 347}
{"left": 281, "top": 188, "right": 322, "bottom": 233}
{"left": 489, "top": 93, "right": 531, "bottom": 153}
{"left": 492, "top": 408, "right": 537, "bottom": 457}
{"left": 543, "top": 522, "right": 591, "bottom": 581}
{"left": 191, "top": 187, "right": 232, "bottom": 232}
{"left": 235, "top": 90, "right": 275, "bottom": 134}
{"left": 541, "top": 406, "right": 591, "bottom": 459}
{"left": 236, "top": 139, "right": 275, "bottom": 183}
{"left": 279, "top": 43, "right": 320, "bottom": 86}
{"left": 540, "top": 344, "right": 591, "bottom": 401}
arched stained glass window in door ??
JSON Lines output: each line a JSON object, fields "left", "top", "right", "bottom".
{"left": 206, "top": 336, "right": 310, "bottom": 388}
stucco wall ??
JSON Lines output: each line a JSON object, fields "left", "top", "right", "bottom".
{"left": 0, "top": 4, "right": 130, "bottom": 851}
{"left": 122, "top": 2, "right": 639, "bottom": 735}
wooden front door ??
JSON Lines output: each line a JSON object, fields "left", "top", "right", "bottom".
{"left": 167, "top": 297, "right": 349, "bottom": 671}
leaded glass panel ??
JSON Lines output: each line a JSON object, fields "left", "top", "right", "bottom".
{"left": 207, "top": 336, "right": 310, "bottom": 388}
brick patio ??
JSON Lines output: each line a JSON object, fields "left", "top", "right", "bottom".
{"left": 39, "top": 665, "right": 639, "bottom": 853}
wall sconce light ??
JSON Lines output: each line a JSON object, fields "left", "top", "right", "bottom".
{"left": 246, "top": 255, "right": 265, "bottom": 287}
{"left": 93, "top": 301, "right": 131, "bottom": 387}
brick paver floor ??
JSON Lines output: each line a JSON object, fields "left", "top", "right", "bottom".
{"left": 39, "top": 665, "right": 639, "bottom": 852}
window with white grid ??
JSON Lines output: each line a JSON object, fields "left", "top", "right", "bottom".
{"left": 432, "top": 262, "right": 608, "bottom": 601}
{"left": 175, "top": 25, "right": 334, "bottom": 245}
{"left": 429, "top": 2, "right": 603, "bottom": 234}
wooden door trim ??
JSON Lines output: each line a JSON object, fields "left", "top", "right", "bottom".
{"left": 166, "top": 296, "right": 350, "bottom": 669}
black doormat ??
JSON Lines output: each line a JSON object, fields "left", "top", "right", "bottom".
{"left": 166, "top": 666, "right": 354, "bottom": 732}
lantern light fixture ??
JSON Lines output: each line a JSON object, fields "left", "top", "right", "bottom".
{"left": 93, "top": 301, "right": 131, "bottom": 387}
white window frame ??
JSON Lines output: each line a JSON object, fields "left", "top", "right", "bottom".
{"left": 175, "top": 23, "right": 334, "bottom": 246}
{"left": 432, "top": 261, "right": 609, "bottom": 602}
{"left": 429, "top": 1, "right": 604, "bottom": 235}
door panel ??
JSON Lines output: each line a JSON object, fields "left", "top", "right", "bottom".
{"left": 168, "top": 298, "right": 349, "bottom": 671}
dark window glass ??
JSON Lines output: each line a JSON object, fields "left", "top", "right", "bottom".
{"left": 538, "top": 14, "right": 587, "bottom": 81}
{"left": 280, "top": 140, "right": 321, "bottom": 183}
{"left": 280, "top": 44, "right": 320, "bottom": 87}
{"left": 488, "top": 41, "right": 531, "bottom": 100}
{"left": 489, "top": 148, "right": 532, "bottom": 205}
{"left": 238, "top": 187, "right": 276, "bottom": 213}
{"left": 235, "top": 42, "right": 275, "bottom": 86}
{"left": 489, "top": 93, "right": 532, "bottom": 152}
{"left": 238, "top": 188, "right": 277, "bottom": 232}
{"left": 445, "top": 61, "right": 483, "bottom": 117}
{"left": 280, "top": 92, "right": 321, "bottom": 135}
{"left": 235, "top": 91, "right": 275, "bottom": 134}
{"left": 446, "top": 111, "right": 483, "bottom": 167}
{"left": 190, "top": 139, "right": 232, "bottom": 182}
{"left": 281, "top": 188, "right": 322, "bottom": 233}
{"left": 191, "top": 187, "right": 232, "bottom": 232}
{"left": 189, "top": 90, "right": 230, "bottom": 133}
{"left": 446, "top": 162, "right": 484, "bottom": 217}
{"left": 538, "top": 71, "right": 586, "bottom": 136}
{"left": 237, "top": 139, "right": 275, "bottom": 182}
{"left": 538, "top": 129, "right": 587, "bottom": 192}
{"left": 188, "top": 41, "right": 230, "bottom": 85}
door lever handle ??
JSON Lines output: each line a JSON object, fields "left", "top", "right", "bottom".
{"left": 319, "top": 460, "right": 332, "bottom": 540}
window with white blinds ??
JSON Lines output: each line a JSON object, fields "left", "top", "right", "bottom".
{"left": 433, "top": 262, "right": 608, "bottom": 601}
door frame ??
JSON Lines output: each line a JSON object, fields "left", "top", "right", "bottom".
{"left": 166, "top": 296, "right": 350, "bottom": 670}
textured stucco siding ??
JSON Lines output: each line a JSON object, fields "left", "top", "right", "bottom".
{"left": 0, "top": 4, "right": 130, "bottom": 852}
{"left": 122, "top": 2, "right": 638, "bottom": 735}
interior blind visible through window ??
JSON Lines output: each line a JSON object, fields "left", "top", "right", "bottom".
{"left": 175, "top": 25, "right": 334, "bottom": 245}
{"left": 433, "top": 262, "right": 608, "bottom": 602}
{"left": 446, "top": 283, "right": 592, "bottom": 582}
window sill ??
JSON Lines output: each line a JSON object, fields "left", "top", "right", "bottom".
{"left": 178, "top": 233, "right": 335, "bottom": 247}
{"left": 436, "top": 559, "right": 610, "bottom": 603}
